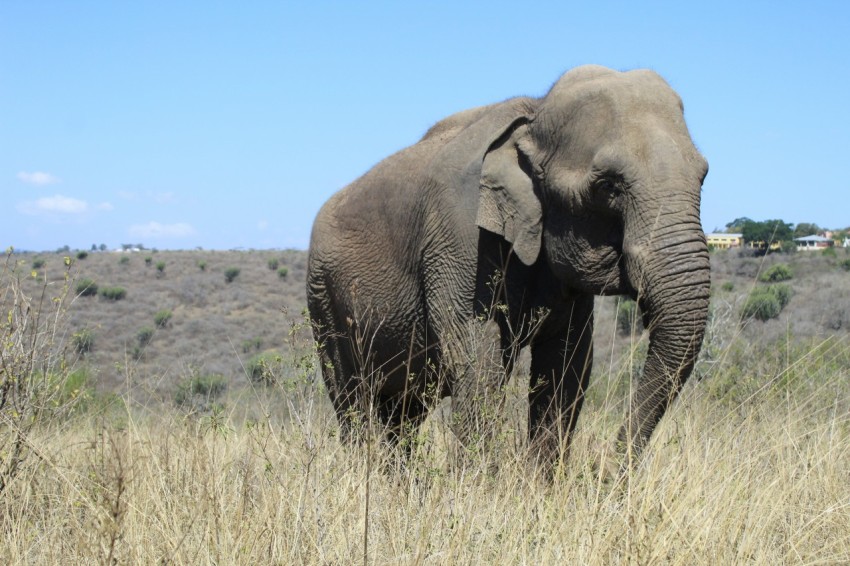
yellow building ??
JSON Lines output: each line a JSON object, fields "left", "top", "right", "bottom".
{"left": 706, "top": 233, "right": 743, "bottom": 250}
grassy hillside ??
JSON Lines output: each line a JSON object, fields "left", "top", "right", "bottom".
{"left": 19, "top": 245, "right": 850, "bottom": 403}
{"left": 20, "top": 249, "right": 308, "bottom": 401}
{"left": 2, "top": 246, "right": 849, "bottom": 563}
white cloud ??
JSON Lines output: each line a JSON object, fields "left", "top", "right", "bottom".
{"left": 17, "top": 194, "right": 88, "bottom": 215}
{"left": 97, "top": 202, "right": 114, "bottom": 211}
{"left": 257, "top": 219, "right": 269, "bottom": 231}
{"left": 128, "top": 221, "right": 195, "bottom": 239}
{"left": 17, "top": 171, "right": 60, "bottom": 186}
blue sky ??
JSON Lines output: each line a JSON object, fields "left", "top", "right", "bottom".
{"left": 3, "top": 2, "right": 849, "bottom": 251}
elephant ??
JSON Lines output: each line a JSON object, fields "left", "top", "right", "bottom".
{"left": 307, "top": 65, "right": 710, "bottom": 470}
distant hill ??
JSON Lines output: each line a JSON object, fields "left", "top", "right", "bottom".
{"left": 10, "top": 246, "right": 850, "bottom": 405}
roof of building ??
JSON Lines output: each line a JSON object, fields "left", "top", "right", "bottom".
{"left": 706, "top": 233, "right": 742, "bottom": 238}
{"left": 794, "top": 235, "right": 832, "bottom": 242}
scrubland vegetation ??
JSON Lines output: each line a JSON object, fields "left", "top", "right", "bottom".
{"left": 2, "top": 246, "right": 850, "bottom": 564}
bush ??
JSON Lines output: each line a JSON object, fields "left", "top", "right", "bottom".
{"left": 242, "top": 337, "right": 263, "bottom": 353}
{"left": 174, "top": 374, "right": 227, "bottom": 407}
{"left": 247, "top": 352, "right": 281, "bottom": 386}
{"left": 32, "top": 258, "right": 45, "bottom": 269}
{"left": 765, "top": 283, "right": 793, "bottom": 308}
{"left": 145, "top": 256, "right": 153, "bottom": 266}
{"left": 741, "top": 284, "right": 792, "bottom": 322}
{"left": 75, "top": 251, "right": 88, "bottom": 260}
{"left": 742, "top": 292, "right": 781, "bottom": 321}
{"left": 822, "top": 246, "right": 837, "bottom": 258}
{"left": 137, "top": 327, "right": 154, "bottom": 347}
{"left": 197, "top": 260, "right": 207, "bottom": 272}
{"left": 277, "top": 266, "right": 289, "bottom": 280}
{"left": 154, "top": 310, "right": 173, "bottom": 328}
{"left": 759, "top": 264, "right": 793, "bottom": 282}
{"left": 841, "top": 259, "right": 850, "bottom": 272}
{"left": 721, "top": 281, "right": 734, "bottom": 292}
{"left": 1, "top": 251, "right": 81, "bottom": 494}
{"left": 267, "top": 258, "right": 279, "bottom": 271}
{"left": 224, "top": 267, "right": 240, "bottom": 283}
{"left": 118, "top": 256, "right": 130, "bottom": 265}
{"left": 99, "top": 286, "right": 127, "bottom": 301}
{"left": 72, "top": 329, "right": 95, "bottom": 354}
{"left": 780, "top": 240, "right": 797, "bottom": 254}
{"left": 155, "top": 261, "right": 166, "bottom": 275}
{"left": 75, "top": 278, "right": 98, "bottom": 297}
{"left": 616, "top": 298, "right": 642, "bottom": 335}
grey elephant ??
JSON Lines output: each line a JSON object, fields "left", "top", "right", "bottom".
{"left": 307, "top": 65, "right": 709, "bottom": 469}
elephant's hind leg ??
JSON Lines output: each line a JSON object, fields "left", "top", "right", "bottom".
{"left": 377, "top": 393, "right": 428, "bottom": 460}
{"left": 316, "top": 330, "right": 367, "bottom": 445}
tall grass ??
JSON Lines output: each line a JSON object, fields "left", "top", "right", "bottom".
{"left": 1, "top": 257, "right": 849, "bottom": 563}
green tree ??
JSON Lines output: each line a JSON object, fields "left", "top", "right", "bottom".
{"left": 742, "top": 219, "right": 793, "bottom": 251}
{"left": 793, "top": 222, "right": 820, "bottom": 238}
{"left": 725, "top": 217, "right": 753, "bottom": 232}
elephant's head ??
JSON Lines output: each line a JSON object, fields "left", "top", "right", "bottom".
{"left": 477, "top": 65, "right": 710, "bottom": 449}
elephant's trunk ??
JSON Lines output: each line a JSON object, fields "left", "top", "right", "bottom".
{"left": 621, "top": 206, "right": 710, "bottom": 456}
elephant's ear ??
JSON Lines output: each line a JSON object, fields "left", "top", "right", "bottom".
{"left": 477, "top": 123, "right": 542, "bottom": 266}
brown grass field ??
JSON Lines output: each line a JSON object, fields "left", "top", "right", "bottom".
{"left": 2, "top": 246, "right": 849, "bottom": 564}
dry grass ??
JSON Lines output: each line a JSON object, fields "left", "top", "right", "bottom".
{"left": 2, "top": 337, "right": 849, "bottom": 564}
{"left": 2, "top": 247, "right": 850, "bottom": 563}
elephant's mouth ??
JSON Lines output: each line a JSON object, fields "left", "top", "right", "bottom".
{"left": 544, "top": 218, "right": 630, "bottom": 296}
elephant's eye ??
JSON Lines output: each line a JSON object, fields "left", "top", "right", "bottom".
{"left": 593, "top": 175, "right": 621, "bottom": 194}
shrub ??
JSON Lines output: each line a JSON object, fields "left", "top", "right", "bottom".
{"left": 137, "top": 327, "right": 154, "bottom": 347}
{"left": 145, "top": 256, "right": 153, "bottom": 266}
{"left": 277, "top": 266, "right": 289, "bottom": 280}
{"left": 822, "top": 246, "right": 837, "bottom": 258}
{"left": 267, "top": 258, "right": 279, "bottom": 271}
{"left": 197, "top": 260, "right": 207, "bottom": 272}
{"left": 156, "top": 261, "right": 166, "bottom": 275}
{"left": 721, "top": 281, "right": 734, "bottom": 292}
{"left": 118, "top": 256, "right": 130, "bottom": 265}
{"left": 99, "top": 286, "right": 127, "bottom": 301}
{"left": 741, "top": 284, "right": 792, "bottom": 322}
{"left": 780, "top": 240, "right": 797, "bottom": 254}
{"left": 759, "top": 264, "right": 793, "bottom": 282}
{"left": 224, "top": 267, "right": 240, "bottom": 283}
{"left": 75, "top": 251, "right": 88, "bottom": 260}
{"left": 242, "top": 337, "right": 263, "bottom": 353}
{"left": 1, "top": 250, "right": 81, "bottom": 494}
{"left": 765, "top": 283, "right": 793, "bottom": 308}
{"left": 154, "top": 310, "right": 172, "bottom": 328}
{"left": 75, "top": 278, "right": 98, "bottom": 297}
{"left": 72, "top": 329, "right": 95, "bottom": 354}
{"left": 247, "top": 352, "right": 281, "bottom": 386}
{"left": 742, "top": 292, "right": 781, "bottom": 321}
{"left": 32, "top": 258, "right": 45, "bottom": 269}
{"left": 841, "top": 258, "right": 850, "bottom": 272}
{"left": 616, "top": 298, "right": 642, "bottom": 335}
{"left": 174, "top": 374, "right": 227, "bottom": 407}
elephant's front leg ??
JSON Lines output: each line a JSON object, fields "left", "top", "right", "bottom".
{"left": 446, "top": 318, "right": 510, "bottom": 455}
{"left": 528, "top": 295, "right": 594, "bottom": 470}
